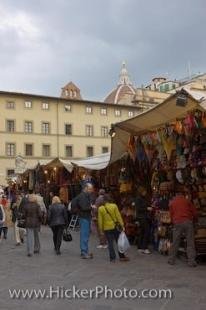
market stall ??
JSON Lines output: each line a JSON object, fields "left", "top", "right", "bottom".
{"left": 108, "top": 89, "right": 206, "bottom": 255}
{"left": 71, "top": 153, "right": 128, "bottom": 195}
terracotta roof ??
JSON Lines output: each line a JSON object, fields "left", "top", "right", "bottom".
{"left": 61, "top": 81, "right": 82, "bottom": 100}
{"left": 62, "top": 81, "right": 80, "bottom": 91}
{"left": 104, "top": 84, "right": 136, "bottom": 104}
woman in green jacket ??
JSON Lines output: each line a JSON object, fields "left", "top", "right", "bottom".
{"left": 98, "top": 194, "right": 129, "bottom": 262}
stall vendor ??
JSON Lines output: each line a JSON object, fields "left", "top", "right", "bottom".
{"left": 133, "top": 187, "right": 152, "bottom": 254}
{"left": 168, "top": 191, "right": 198, "bottom": 267}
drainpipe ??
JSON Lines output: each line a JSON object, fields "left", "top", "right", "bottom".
{"left": 56, "top": 100, "right": 60, "bottom": 158}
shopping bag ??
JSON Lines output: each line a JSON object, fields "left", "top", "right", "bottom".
{"left": 117, "top": 231, "right": 130, "bottom": 253}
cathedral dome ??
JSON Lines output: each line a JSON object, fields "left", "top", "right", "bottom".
{"left": 104, "top": 62, "right": 136, "bottom": 105}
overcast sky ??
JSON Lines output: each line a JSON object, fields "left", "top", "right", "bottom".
{"left": 0, "top": 0, "right": 205, "bottom": 101}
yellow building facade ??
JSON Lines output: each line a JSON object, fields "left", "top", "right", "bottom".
{"left": 0, "top": 90, "right": 140, "bottom": 184}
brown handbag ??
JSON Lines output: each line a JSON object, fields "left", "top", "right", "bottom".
{"left": 159, "top": 211, "right": 171, "bottom": 224}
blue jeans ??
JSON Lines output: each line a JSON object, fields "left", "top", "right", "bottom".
{"left": 80, "top": 218, "right": 91, "bottom": 256}
{"left": 26, "top": 228, "right": 40, "bottom": 255}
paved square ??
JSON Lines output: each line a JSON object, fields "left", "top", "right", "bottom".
{"left": 0, "top": 227, "right": 205, "bottom": 310}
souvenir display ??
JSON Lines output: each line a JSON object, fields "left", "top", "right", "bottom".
{"left": 126, "top": 109, "right": 206, "bottom": 255}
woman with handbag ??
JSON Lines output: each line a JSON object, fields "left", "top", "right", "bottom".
{"left": 48, "top": 196, "right": 68, "bottom": 255}
{"left": 23, "top": 194, "right": 42, "bottom": 257}
{"left": 98, "top": 194, "right": 130, "bottom": 263}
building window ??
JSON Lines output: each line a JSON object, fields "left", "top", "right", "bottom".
{"left": 24, "top": 101, "right": 32, "bottom": 108}
{"left": 100, "top": 108, "right": 107, "bottom": 115}
{"left": 86, "top": 106, "right": 92, "bottom": 114}
{"left": 6, "top": 101, "right": 15, "bottom": 109}
{"left": 86, "top": 125, "right": 94, "bottom": 137}
{"left": 7, "top": 169, "right": 15, "bottom": 177}
{"left": 25, "top": 144, "right": 33, "bottom": 156}
{"left": 24, "top": 121, "right": 33, "bottom": 133}
{"left": 65, "top": 124, "right": 72, "bottom": 135}
{"left": 164, "top": 84, "right": 169, "bottom": 92}
{"left": 42, "top": 122, "right": 50, "bottom": 134}
{"left": 6, "top": 143, "right": 16, "bottom": 157}
{"left": 6, "top": 120, "right": 15, "bottom": 132}
{"left": 70, "top": 90, "right": 73, "bottom": 98}
{"left": 73, "top": 90, "right": 77, "bottom": 98}
{"left": 42, "top": 144, "right": 51, "bottom": 157}
{"left": 159, "top": 85, "right": 164, "bottom": 92}
{"left": 102, "top": 146, "right": 109, "bottom": 154}
{"left": 128, "top": 111, "right": 134, "bottom": 118}
{"left": 42, "top": 102, "right": 49, "bottom": 110}
{"left": 86, "top": 146, "right": 94, "bottom": 157}
{"left": 114, "top": 109, "right": 121, "bottom": 117}
{"left": 65, "top": 145, "right": 73, "bottom": 157}
{"left": 101, "top": 126, "right": 108, "bottom": 137}
{"left": 65, "top": 90, "right": 68, "bottom": 96}
{"left": 64, "top": 104, "right": 72, "bottom": 112}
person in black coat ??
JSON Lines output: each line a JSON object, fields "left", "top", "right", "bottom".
{"left": 48, "top": 196, "right": 68, "bottom": 255}
{"left": 133, "top": 189, "right": 152, "bottom": 254}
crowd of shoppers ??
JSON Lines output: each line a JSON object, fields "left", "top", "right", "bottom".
{"left": 0, "top": 184, "right": 199, "bottom": 267}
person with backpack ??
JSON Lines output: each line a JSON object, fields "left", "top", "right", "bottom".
{"left": 98, "top": 194, "right": 130, "bottom": 263}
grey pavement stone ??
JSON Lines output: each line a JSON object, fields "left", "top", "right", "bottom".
{"left": 0, "top": 226, "right": 205, "bottom": 310}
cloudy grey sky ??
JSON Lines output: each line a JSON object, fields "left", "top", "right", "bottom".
{"left": 0, "top": 0, "right": 205, "bottom": 101}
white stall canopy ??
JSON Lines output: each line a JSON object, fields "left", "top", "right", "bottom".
{"left": 71, "top": 153, "right": 111, "bottom": 170}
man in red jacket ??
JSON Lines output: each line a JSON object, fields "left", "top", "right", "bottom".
{"left": 168, "top": 192, "right": 197, "bottom": 267}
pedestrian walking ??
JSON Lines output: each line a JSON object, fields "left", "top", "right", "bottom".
{"left": 23, "top": 194, "right": 42, "bottom": 257}
{"left": 72, "top": 183, "right": 94, "bottom": 259}
{"left": 11, "top": 193, "right": 25, "bottom": 245}
{"left": 98, "top": 194, "right": 130, "bottom": 263}
{"left": 0, "top": 196, "right": 12, "bottom": 240}
{"left": 48, "top": 196, "right": 68, "bottom": 255}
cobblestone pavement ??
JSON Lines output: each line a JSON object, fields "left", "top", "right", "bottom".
{"left": 0, "top": 226, "right": 205, "bottom": 310}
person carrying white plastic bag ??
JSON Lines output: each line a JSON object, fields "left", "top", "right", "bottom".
{"left": 118, "top": 231, "right": 130, "bottom": 253}
{"left": 98, "top": 194, "right": 130, "bottom": 263}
